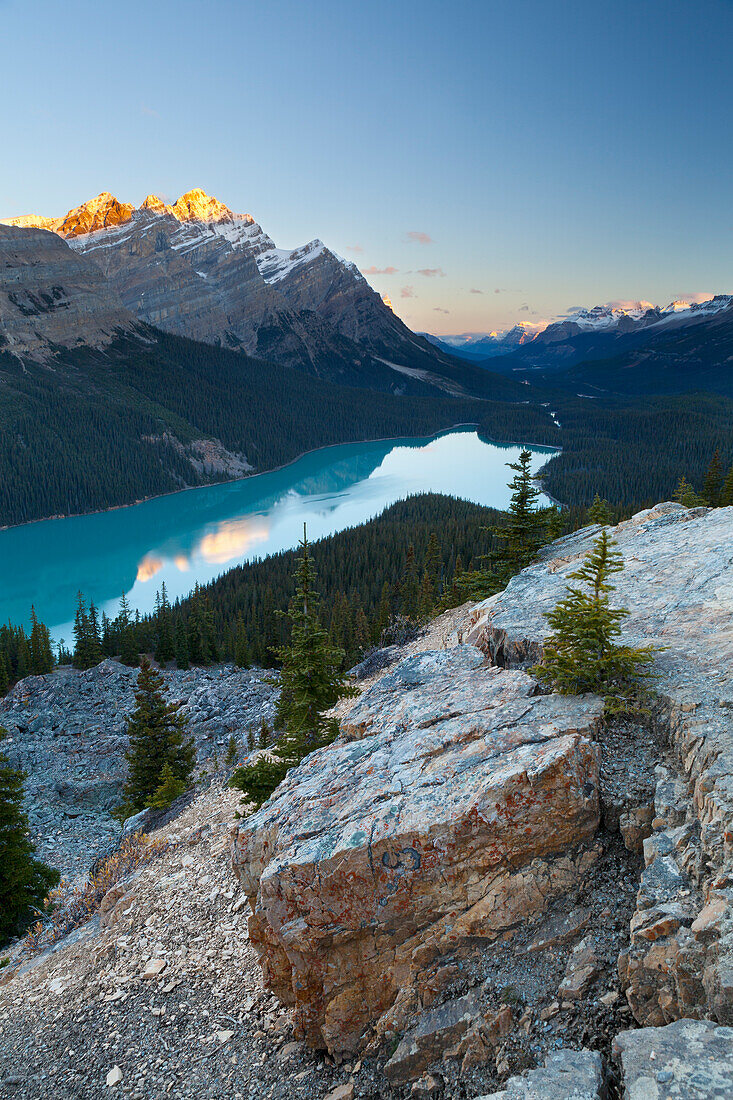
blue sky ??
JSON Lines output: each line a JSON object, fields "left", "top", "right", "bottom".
{"left": 2, "top": 0, "right": 731, "bottom": 333}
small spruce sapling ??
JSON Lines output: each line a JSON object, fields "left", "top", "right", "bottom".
{"left": 225, "top": 736, "right": 238, "bottom": 767}
{"left": 118, "top": 658, "right": 195, "bottom": 819}
{"left": 533, "top": 528, "right": 657, "bottom": 713}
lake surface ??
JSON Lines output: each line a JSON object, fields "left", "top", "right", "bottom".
{"left": 0, "top": 429, "right": 556, "bottom": 643}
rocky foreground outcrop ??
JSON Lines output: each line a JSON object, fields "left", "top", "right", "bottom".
{"left": 232, "top": 646, "right": 604, "bottom": 1055}
{"left": 466, "top": 502, "right": 733, "bottom": 1029}
{"left": 230, "top": 500, "right": 733, "bottom": 1093}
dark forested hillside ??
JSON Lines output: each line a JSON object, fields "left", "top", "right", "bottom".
{"left": 0, "top": 330, "right": 559, "bottom": 527}
{"left": 158, "top": 494, "right": 509, "bottom": 668}
{"left": 2, "top": 324, "right": 732, "bottom": 529}
{"left": 541, "top": 392, "right": 733, "bottom": 511}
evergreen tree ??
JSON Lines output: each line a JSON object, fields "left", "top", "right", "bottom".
{"left": 720, "top": 466, "right": 733, "bottom": 507}
{"left": 28, "top": 608, "right": 53, "bottom": 675}
{"left": 118, "top": 659, "right": 195, "bottom": 818}
{"left": 674, "top": 476, "right": 704, "bottom": 508}
{"left": 233, "top": 617, "right": 250, "bottom": 668}
{"left": 374, "top": 582, "right": 392, "bottom": 644}
{"left": 71, "top": 593, "right": 103, "bottom": 670}
{"left": 702, "top": 449, "right": 723, "bottom": 506}
{"left": 0, "top": 729, "right": 59, "bottom": 943}
{"left": 399, "top": 545, "right": 420, "bottom": 619}
{"left": 533, "top": 529, "right": 657, "bottom": 713}
{"left": 418, "top": 531, "right": 442, "bottom": 619}
{"left": 231, "top": 526, "right": 355, "bottom": 810}
{"left": 586, "top": 493, "right": 613, "bottom": 525}
{"left": 154, "top": 584, "right": 175, "bottom": 665}
{"left": 118, "top": 593, "right": 139, "bottom": 667}
{"left": 489, "top": 449, "right": 547, "bottom": 586}
{"left": 225, "top": 736, "right": 238, "bottom": 767}
{"left": 87, "top": 603, "right": 103, "bottom": 665}
{"left": 174, "top": 619, "right": 190, "bottom": 670}
{"left": 258, "top": 718, "right": 271, "bottom": 749}
{"left": 146, "top": 763, "right": 187, "bottom": 811}
{"left": 0, "top": 655, "right": 8, "bottom": 697}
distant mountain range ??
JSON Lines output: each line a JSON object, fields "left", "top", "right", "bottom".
{"left": 428, "top": 295, "right": 733, "bottom": 377}
{"left": 1, "top": 189, "right": 495, "bottom": 397}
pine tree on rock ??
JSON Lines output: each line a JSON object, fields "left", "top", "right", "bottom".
{"left": 674, "top": 476, "right": 704, "bottom": 508}
{"left": 119, "top": 658, "right": 195, "bottom": 818}
{"left": 489, "top": 449, "right": 547, "bottom": 586}
{"left": 146, "top": 763, "right": 187, "bottom": 811}
{"left": 0, "top": 729, "right": 59, "bottom": 943}
{"left": 225, "top": 736, "right": 238, "bottom": 767}
{"left": 274, "top": 526, "right": 356, "bottom": 746}
{"left": 586, "top": 493, "right": 613, "bottom": 526}
{"left": 232, "top": 526, "right": 355, "bottom": 810}
{"left": 533, "top": 528, "right": 657, "bottom": 713}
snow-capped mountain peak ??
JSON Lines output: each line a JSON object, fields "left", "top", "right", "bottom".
{"left": 169, "top": 188, "right": 242, "bottom": 226}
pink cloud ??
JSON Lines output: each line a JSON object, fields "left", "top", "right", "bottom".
{"left": 362, "top": 265, "right": 398, "bottom": 275}
{"left": 346, "top": 244, "right": 364, "bottom": 253}
{"left": 433, "top": 307, "right": 449, "bottom": 313}
{"left": 470, "top": 288, "right": 483, "bottom": 294}
{"left": 672, "top": 291, "right": 715, "bottom": 304}
{"left": 417, "top": 267, "right": 445, "bottom": 278}
{"left": 400, "top": 286, "right": 415, "bottom": 299}
{"left": 405, "top": 231, "right": 432, "bottom": 244}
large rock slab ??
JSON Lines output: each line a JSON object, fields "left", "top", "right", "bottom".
{"left": 613, "top": 1018, "right": 733, "bottom": 1097}
{"left": 466, "top": 503, "right": 733, "bottom": 1026}
{"left": 232, "top": 646, "right": 603, "bottom": 1055}
{"left": 475, "top": 1049, "right": 607, "bottom": 1099}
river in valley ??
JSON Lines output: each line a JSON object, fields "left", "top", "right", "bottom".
{"left": 0, "top": 429, "right": 557, "bottom": 643}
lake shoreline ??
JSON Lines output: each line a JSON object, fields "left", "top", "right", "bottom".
{"left": 0, "top": 422, "right": 561, "bottom": 533}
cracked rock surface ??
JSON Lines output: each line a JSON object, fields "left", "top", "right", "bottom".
{"left": 467, "top": 502, "right": 733, "bottom": 1028}
{"left": 232, "top": 646, "right": 604, "bottom": 1056}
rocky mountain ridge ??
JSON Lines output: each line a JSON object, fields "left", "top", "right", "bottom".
{"left": 2, "top": 190, "right": 469, "bottom": 393}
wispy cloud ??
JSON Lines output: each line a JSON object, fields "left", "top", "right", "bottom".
{"left": 405, "top": 230, "right": 432, "bottom": 244}
{"left": 141, "top": 103, "right": 160, "bottom": 118}
{"left": 400, "top": 286, "right": 416, "bottom": 299}
{"left": 672, "top": 291, "right": 715, "bottom": 304}
{"left": 346, "top": 244, "right": 364, "bottom": 253}
{"left": 518, "top": 304, "right": 529, "bottom": 312}
{"left": 362, "top": 265, "right": 398, "bottom": 275}
{"left": 433, "top": 307, "right": 449, "bottom": 313}
{"left": 470, "top": 288, "right": 483, "bottom": 294}
{"left": 417, "top": 267, "right": 445, "bottom": 278}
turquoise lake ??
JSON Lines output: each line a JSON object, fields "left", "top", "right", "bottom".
{"left": 0, "top": 429, "right": 557, "bottom": 643}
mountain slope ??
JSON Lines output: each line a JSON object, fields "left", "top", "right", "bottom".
{"left": 0, "top": 328, "right": 560, "bottom": 527}
{"left": 544, "top": 305, "right": 733, "bottom": 397}
{"left": 3, "top": 190, "right": 484, "bottom": 396}
{"left": 0, "top": 223, "right": 137, "bottom": 360}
